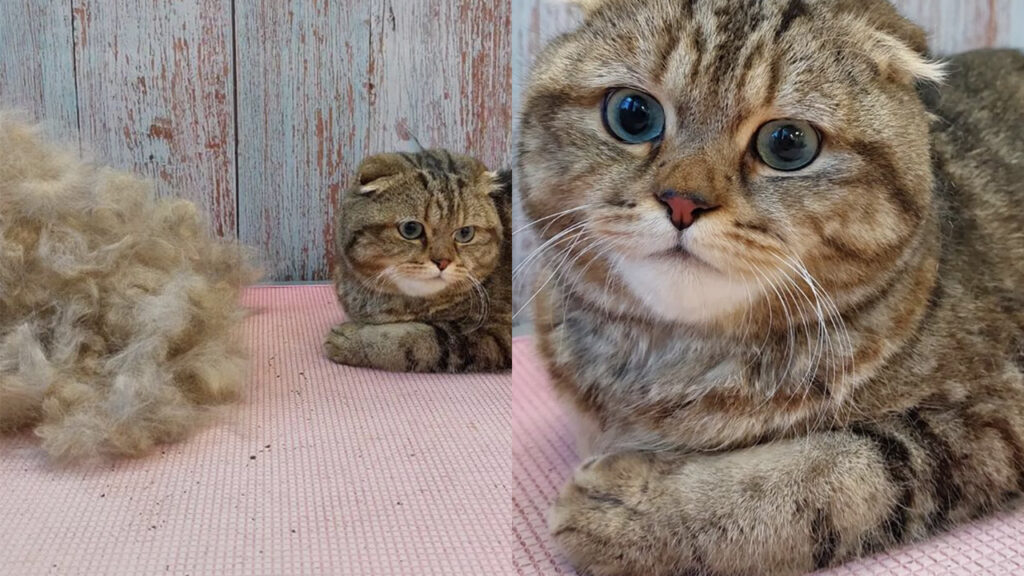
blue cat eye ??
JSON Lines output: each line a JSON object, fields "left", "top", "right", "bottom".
{"left": 454, "top": 226, "right": 475, "bottom": 243}
{"left": 602, "top": 89, "right": 666, "bottom": 144}
{"left": 398, "top": 221, "right": 424, "bottom": 240}
{"left": 755, "top": 119, "right": 822, "bottom": 172}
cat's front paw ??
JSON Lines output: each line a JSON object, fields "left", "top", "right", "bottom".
{"left": 324, "top": 322, "right": 366, "bottom": 366}
{"left": 551, "top": 452, "right": 693, "bottom": 576}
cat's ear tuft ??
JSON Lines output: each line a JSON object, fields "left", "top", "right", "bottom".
{"left": 835, "top": 0, "right": 945, "bottom": 86}
{"left": 864, "top": 25, "right": 947, "bottom": 86}
{"left": 354, "top": 153, "right": 410, "bottom": 194}
{"left": 486, "top": 170, "right": 513, "bottom": 200}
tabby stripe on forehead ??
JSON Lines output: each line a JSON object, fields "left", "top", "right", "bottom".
{"left": 735, "top": 38, "right": 767, "bottom": 96}
{"left": 710, "top": 4, "right": 764, "bottom": 81}
{"left": 443, "top": 150, "right": 457, "bottom": 174}
{"left": 848, "top": 424, "right": 915, "bottom": 544}
{"left": 775, "top": 0, "right": 808, "bottom": 41}
{"left": 903, "top": 409, "right": 963, "bottom": 530}
{"left": 688, "top": 24, "right": 706, "bottom": 85}
{"left": 416, "top": 170, "right": 431, "bottom": 189}
{"left": 653, "top": 22, "right": 681, "bottom": 84}
{"left": 763, "top": 57, "right": 783, "bottom": 108}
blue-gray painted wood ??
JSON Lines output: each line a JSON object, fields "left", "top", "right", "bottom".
{"left": 235, "top": 1, "right": 512, "bottom": 282}
{"left": 0, "top": 1, "right": 79, "bottom": 141}
{"left": 71, "top": 0, "right": 237, "bottom": 237}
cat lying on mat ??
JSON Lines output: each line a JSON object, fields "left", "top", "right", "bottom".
{"left": 518, "top": 0, "right": 1024, "bottom": 574}
{"left": 0, "top": 116, "right": 256, "bottom": 461}
{"left": 326, "top": 150, "right": 512, "bottom": 373}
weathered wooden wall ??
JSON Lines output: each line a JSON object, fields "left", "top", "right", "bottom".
{"left": 509, "top": 0, "right": 1024, "bottom": 314}
{"left": 0, "top": 2, "right": 78, "bottom": 138}
{"left": 236, "top": 1, "right": 511, "bottom": 280}
{"left": 3, "top": 1, "right": 1023, "bottom": 284}
{"left": 0, "top": 0, "right": 511, "bottom": 281}
{"left": 72, "top": 0, "right": 238, "bottom": 237}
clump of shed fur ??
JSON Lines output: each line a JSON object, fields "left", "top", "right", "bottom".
{"left": 0, "top": 115, "right": 257, "bottom": 461}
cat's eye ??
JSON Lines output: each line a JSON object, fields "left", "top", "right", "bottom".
{"left": 454, "top": 227, "right": 475, "bottom": 243}
{"left": 398, "top": 221, "right": 425, "bottom": 240}
{"left": 602, "top": 89, "right": 666, "bottom": 144}
{"left": 755, "top": 119, "right": 822, "bottom": 172}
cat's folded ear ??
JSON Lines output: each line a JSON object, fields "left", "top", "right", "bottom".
{"left": 485, "top": 170, "right": 512, "bottom": 201}
{"left": 834, "top": 0, "right": 945, "bottom": 85}
{"left": 354, "top": 153, "right": 411, "bottom": 194}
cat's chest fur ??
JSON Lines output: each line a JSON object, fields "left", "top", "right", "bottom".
{"left": 339, "top": 277, "right": 476, "bottom": 325}
{"left": 544, "top": 306, "right": 829, "bottom": 455}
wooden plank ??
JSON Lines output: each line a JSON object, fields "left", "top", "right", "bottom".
{"left": 236, "top": 0, "right": 512, "bottom": 282}
{"left": 894, "top": 0, "right": 1024, "bottom": 54}
{"left": 0, "top": 1, "right": 79, "bottom": 140}
{"left": 71, "top": 0, "right": 236, "bottom": 237}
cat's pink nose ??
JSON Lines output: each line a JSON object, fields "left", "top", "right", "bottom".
{"left": 433, "top": 259, "right": 451, "bottom": 271}
{"left": 656, "top": 190, "right": 718, "bottom": 231}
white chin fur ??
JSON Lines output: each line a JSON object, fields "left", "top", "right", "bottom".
{"left": 613, "top": 256, "right": 753, "bottom": 324}
{"left": 391, "top": 276, "right": 449, "bottom": 298}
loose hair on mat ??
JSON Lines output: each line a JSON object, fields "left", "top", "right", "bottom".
{"left": 0, "top": 114, "right": 259, "bottom": 461}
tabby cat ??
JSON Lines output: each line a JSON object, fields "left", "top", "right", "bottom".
{"left": 326, "top": 150, "right": 512, "bottom": 373}
{"left": 518, "top": 0, "right": 1024, "bottom": 574}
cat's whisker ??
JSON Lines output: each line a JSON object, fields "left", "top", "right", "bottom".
{"left": 512, "top": 204, "right": 594, "bottom": 236}
{"left": 564, "top": 237, "right": 618, "bottom": 299}
{"left": 552, "top": 234, "right": 616, "bottom": 323}
{"left": 512, "top": 220, "right": 590, "bottom": 281}
{"left": 514, "top": 227, "right": 589, "bottom": 320}
{"left": 747, "top": 261, "right": 798, "bottom": 398}
{"left": 773, "top": 253, "right": 854, "bottom": 395}
{"left": 463, "top": 271, "right": 491, "bottom": 332}
{"left": 766, "top": 257, "right": 828, "bottom": 396}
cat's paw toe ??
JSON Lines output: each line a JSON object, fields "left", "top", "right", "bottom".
{"left": 551, "top": 452, "right": 682, "bottom": 576}
{"left": 324, "top": 324, "right": 362, "bottom": 364}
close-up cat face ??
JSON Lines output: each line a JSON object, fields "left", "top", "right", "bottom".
{"left": 337, "top": 151, "right": 506, "bottom": 299}
{"left": 519, "top": 0, "right": 945, "bottom": 327}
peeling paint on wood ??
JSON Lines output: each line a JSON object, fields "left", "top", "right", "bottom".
{"left": 71, "top": 0, "right": 237, "bottom": 237}
{"left": 3, "top": 0, "right": 1023, "bottom": 284}
{"left": 893, "top": 0, "right": 1024, "bottom": 54}
{"left": 0, "top": 1, "right": 79, "bottom": 140}
{"left": 236, "top": 0, "right": 512, "bottom": 281}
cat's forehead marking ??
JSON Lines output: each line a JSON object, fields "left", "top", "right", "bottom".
{"left": 551, "top": 0, "right": 820, "bottom": 136}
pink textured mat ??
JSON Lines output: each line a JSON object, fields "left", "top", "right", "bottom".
{"left": 0, "top": 285, "right": 510, "bottom": 576}
{"left": 511, "top": 338, "right": 1024, "bottom": 576}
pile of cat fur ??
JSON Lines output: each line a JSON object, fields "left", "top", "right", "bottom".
{"left": 0, "top": 115, "right": 257, "bottom": 461}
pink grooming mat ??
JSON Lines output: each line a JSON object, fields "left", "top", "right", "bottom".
{"left": 512, "top": 338, "right": 1024, "bottom": 576}
{"left": 0, "top": 285, "right": 510, "bottom": 575}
